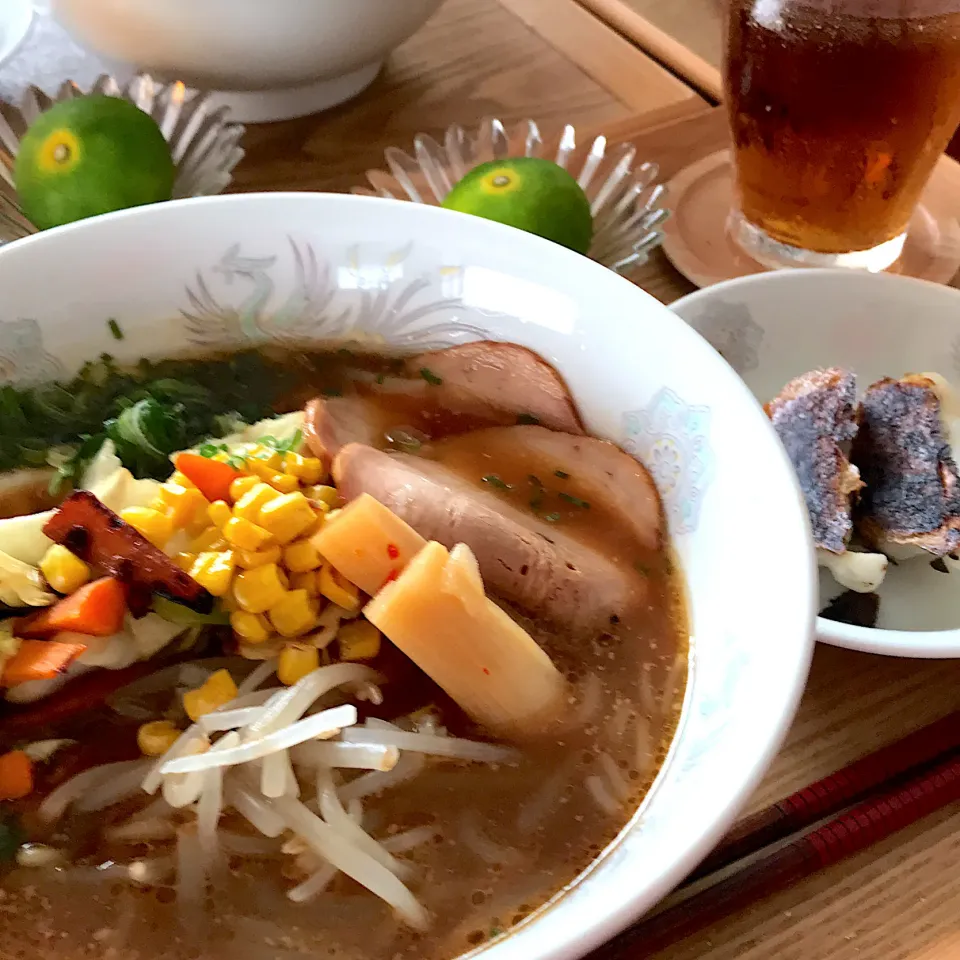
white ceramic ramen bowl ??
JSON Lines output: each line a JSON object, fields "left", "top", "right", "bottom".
{"left": 672, "top": 269, "right": 960, "bottom": 659}
{"left": 50, "top": 0, "right": 443, "bottom": 123}
{"left": 0, "top": 194, "right": 815, "bottom": 960}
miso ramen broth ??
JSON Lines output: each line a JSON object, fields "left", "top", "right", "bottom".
{"left": 0, "top": 342, "right": 689, "bottom": 960}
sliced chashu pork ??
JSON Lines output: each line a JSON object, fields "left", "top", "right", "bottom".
{"left": 304, "top": 396, "right": 385, "bottom": 470}
{"left": 305, "top": 342, "right": 585, "bottom": 467}
{"left": 465, "top": 425, "right": 663, "bottom": 553}
{"left": 333, "top": 443, "right": 650, "bottom": 636}
{"left": 406, "top": 342, "right": 584, "bottom": 434}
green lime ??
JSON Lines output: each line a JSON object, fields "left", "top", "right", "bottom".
{"left": 14, "top": 94, "right": 175, "bottom": 230}
{"left": 442, "top": 157, "right": 593, "bottom": 255}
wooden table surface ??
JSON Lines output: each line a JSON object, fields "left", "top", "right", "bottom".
{"left": 595, "top": 0, "right": 724, "bottom": 70}
{"left": 232, "top": 2, "right": 960, "bottom": 958}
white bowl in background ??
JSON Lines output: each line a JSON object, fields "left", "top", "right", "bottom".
{"left": 0, "top": 0, "right": 32, "bottom": 70}
{"left": 50, "top": 0, "right": 443, "bottom": 122}
{"left": 672, "top": 269, "right": 960, "bottom": 658}
{"left": 0, "top": 194, "right": 815, "bottom": 959}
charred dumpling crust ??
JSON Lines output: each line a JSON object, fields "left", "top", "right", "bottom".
{"left": 765, "top": 368, "right": 862, "bottom": 554}
{"left": 853, "top": 375, "right": 960, "bottom": 557}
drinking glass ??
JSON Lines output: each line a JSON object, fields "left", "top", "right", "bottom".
{"left": 724, "top": 0, "right": 960, "bottom": 271}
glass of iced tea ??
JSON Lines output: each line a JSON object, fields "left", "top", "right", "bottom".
{"left": 724, "top": 0, "right": 960, "bottom": 271}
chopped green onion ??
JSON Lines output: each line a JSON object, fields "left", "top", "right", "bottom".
{"left": 152, "top": 596, "right": 230, "bottom": 626}
{"left": 527, "top": 474, "right": 543, "bottom": 487}
{"left": 420, "top": 367, "right": 444, "bottom": 386}
{"left": 482, "top": 474, "right": 512, "bottom": 491}
{"left": 559, "top": 492, "right": 590, "bottom": 509}
{"left": 107, "top": 318, "right": 124, "bottom": 341}
{"left": 544, "top": 512, "right": 561, "bottom": 523}
{"left": 198, "top": 443, "right": 219, "bottom": 458}
{"left": 375, "top": 373, "right": 386, "bottom": 385}
{"left": 554, "top": 470, "right": 570, "bottom": 480}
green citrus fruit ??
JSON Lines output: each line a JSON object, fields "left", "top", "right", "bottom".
{"left": 442, "top": 157, "right": 593, "bottom": 254}
{"left": 14, "top": 94, "right": 175, "bottom": 230}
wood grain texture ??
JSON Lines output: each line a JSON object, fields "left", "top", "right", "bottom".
{"left": 498, "top": 0, "right": 700, "bottom": 112}
{"left": 612, "top": 0, "right": 724, "bottom": 68}
{"left": 232, "top": 0, "right": 702, "bottom": 197}
{"left": 575, "top": 0, "right": 723, "bottom": 100}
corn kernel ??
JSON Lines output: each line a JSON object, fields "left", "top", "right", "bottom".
{"left": 235, "top": 544, "right": 282, "bottom": 569}
{"left": 250, "top": 446, "right": 283, "bottom": 471}
{"left": 120, "top": 507, "right": 174, "bottom": 549}
{"left": 137, "top": 720, "right": 181, "bottom": 757}
{"left": 246, "top": 459, "right": 298, "bottom": 492}
{"left": 258, "top": 491, "right": 316, "bottom": 544}
{"left": 283, "top": 539, "right": 321, "bottom": 573}
{"left": 208, "top": 500, "right": 232, "bottom": 529}
{"left": 283, "top": 452, "right": 325, "bottom": 485}
{"left": 39, "top": 544, "right": 91, "bottom": 595}
{"left": 289, "top": 570, "right": 320, "bottom": 596}
{"left": 233, "top": 563, "right": 288, "bottom": 614}
{"left": 174, "top": 551, "right": 198, "bottom": 572}
{"left": 233, "top": 482, "right": 281, "bottom": 522}
{"left": 223, "top": 515, "right": 274, "bottom": 552}
{"left": 188, "top": 550, "right": 236, "bottom": 597}
{"left": 337, "top": 620, "right": 382, "bottom": 661}
{"left": 168, "top": 469, "right": 196, "bottom": 489}
{"left": 229, "top": 474, "right": 260, "bottom": 503}
{"left": 268, "top": 589, "right": 319, "bottom": 638}
{"left": 156, "top": 482, "right": 209, "bottom": 528}
{"left": 278, "top": 643, "right": 320, "bottom": 686}
{"left": 190, "top": 526, "right": 227, "bottom": 553}
{"left": 230, "top": 610, "right": 272, "bottom": 643}
{"left": 303, "top": 485, "right": 339, "bottom": 509}
{"left": 185, "top": 505, "right": 212, "bottom": 538}
{"left": 183, "top": 669, "right": 238, "bottom": 721}
{"left": 269, "top": 472, "right": 300, "bottom": 494}
{"left": 318, "top": 562, "right": 361, "bottom": 613}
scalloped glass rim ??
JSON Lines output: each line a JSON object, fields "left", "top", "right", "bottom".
{"left": 353, "top": 117, "right": 669, "bottom": 275}
{"left": 0, "top": 72, "right": 246, "bottom": 242}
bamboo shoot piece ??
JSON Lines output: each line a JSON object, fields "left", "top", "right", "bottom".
{"left": 364, "top": 541, "right": 567, "bottom": 736}
{"left": 311, "top": 494, "right": 426, "bottom": 596}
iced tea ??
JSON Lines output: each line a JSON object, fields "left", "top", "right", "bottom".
{"left": 725, "top": 0, "right": 960, "bottom": 267}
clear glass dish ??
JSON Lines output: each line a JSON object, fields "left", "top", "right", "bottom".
{"left": 0, "top": 72, "right": 245, "bottom": 243}
{"left": 353, "top": 117, "right": 669, "bottom": 275}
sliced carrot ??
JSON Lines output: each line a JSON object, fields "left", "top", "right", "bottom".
{"left": 0, "top": 750, "right": 33, "bottom": 800}
{"left": 175, "top": 452, "right": 242, "bottom": 504}
{"left": 19, "top": 577, "right": 126, "bottom": 639}
{"left": 1, "top": 640, "right": 86, "bottom": 688}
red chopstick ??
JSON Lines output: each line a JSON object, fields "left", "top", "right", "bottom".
{"left": 590, "top": 748, "right": 960, "bottom": 959}
{"left": 689, "top": 709, "right": 960, "bottom": 881}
